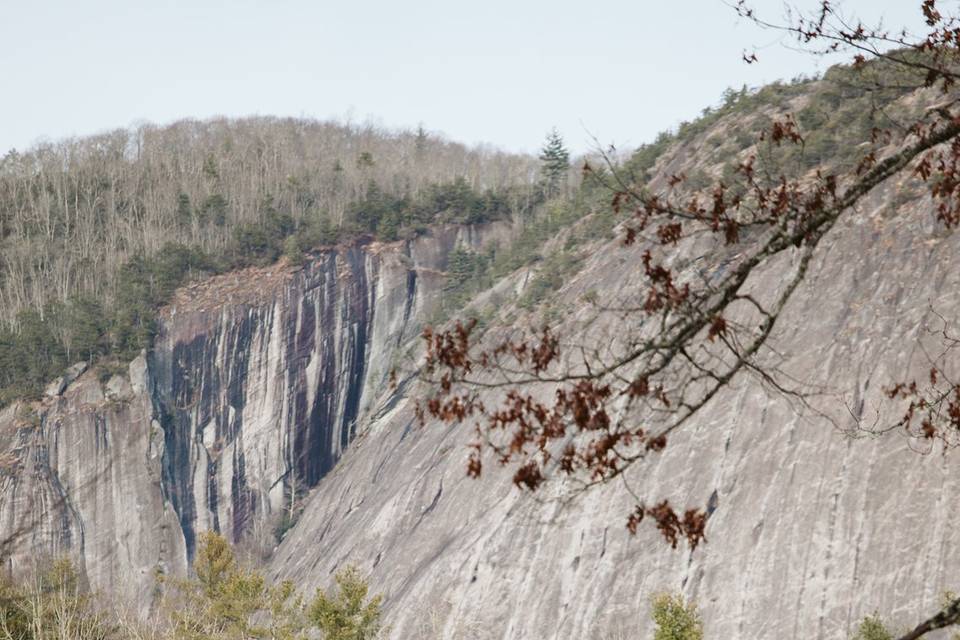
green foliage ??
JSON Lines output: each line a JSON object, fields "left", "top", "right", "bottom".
{"left": 429, "top": 190, "right": 609, "bottom": 324}
{"left": 356, "top": 151, "right": 375, "bottom": 169}
{"left": 620, "top": 78, "right": 808, "bottom": 184}
{"left": 201, "top": 193, "right": 229, "bottom": 227}
{"left": 519, "top": 251, "right": 582, "bottom": 310}
{"left": 0, "top": 558, "right": 115, "bottom": 639}
{"left": 203, "top": 155, "right": 220, "bottom": 180}
{"left": 0, "top": 243, "right": 218, "bottom": 406}
{"left": 170, "top": 531, "right": 266, "bottom": 639}
{"left": 0, "top": 537, "right": 376, "bottom": 639}
{"left": 347, "top": 177, "right": 529, "bottom": 237}
{"left": 177, "top": 193, "right": 193, "bottom": 225}
{"left": 539, "top": 128, "right": 570, "bottom": 196}
{"left": 349, "top": 182, "right": 394, "bottom": 234}
{"left": 228, "top": 203, "right": 299, "bottom": 266}
{"left": 851, "top": 614, "right": 893, "bottom": 640}
{"left": 779, "top": 64, "right": 914, "bottom": 172}
{"left": 233, "top": 224, "right": 276, "bottom": 263}
{"left": 0, "top": 310, "right": 65, "bottom": 404}
{"left": 159, "top": 533, "right": 383, "bottom": 640}
{"left": 165, "top": 534, "right": 382, "bottom": 640}
{"left": 61, "top": 296, "right": 109, "bottom": 363}
{"left": 297, "top": 212, "right": 339, "bottom": 248}
{"left": 441, "top": 246, "right": 492, "bottom": 312}
{"left": 618, "top": 63, "right": 916, "bottom": 189}
{"left": 284, "top": 235, "right": 305, "bottom": 266}
{"left": 113, "top": 244, "right": 217, "bottom": 360}
{"left": 623, "top": 130, "right": 681, "bottom": 182}
{"left": 0, "top": 534, "right": 379, "bottom": 640}
{"left": 307, "top": 566, "right": 382, "bottom": 640}
{"left": 414, "top": 125, "right": 429, "bottom": 157}
{"left": 166, "top": 531, "right": 306, "bottom": 640}
{"left": 651, "top": 593, "right": 703, "bottom": 640}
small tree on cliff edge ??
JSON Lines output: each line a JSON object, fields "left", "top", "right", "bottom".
{"left": 418, "top": 2, "right": 960, "bottom": 638}
{"left": 651, "top": 593, "right": 703, "bottom": 640}
{"left": 164, "top": 531, "right": 305, "bottom": 639}
{"left": 539, "top": 128, "right": 570, "bottom": 197}
{"left": 308, "top": 565, "right": 383, "bottom": 640}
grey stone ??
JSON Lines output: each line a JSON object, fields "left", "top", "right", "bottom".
{"left": 43, "top": 362, "right": 88, "bottom": 398}
{"left": 1, "top": 196, "right": 953, "bottom": 639}
{"left": 0, "top": 226, "right": 503, "bottom": 615}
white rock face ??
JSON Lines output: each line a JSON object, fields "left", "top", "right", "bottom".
{"left": 0, "top": 355, "right": 185, "bottom": 609}
{"left": 0, "top": 226, "right": 501, "bottom": 610}
{"left": 267, "top": 201, "right": 960, "bottom": 639}
{"left": 0, "top": 194, "right": 954, "bottom": 639}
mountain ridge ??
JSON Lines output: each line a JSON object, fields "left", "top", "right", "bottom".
{"left": 0, "top": 60, "right": 955, "bottom": 638}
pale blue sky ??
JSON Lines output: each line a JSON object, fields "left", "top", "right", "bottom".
{"left": 0, "top": 1, "right": 927, "bottom": 155}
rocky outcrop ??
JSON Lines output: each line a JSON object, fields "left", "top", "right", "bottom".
{"left": 266, "top": 192, "right": 960, "bottom": 639}
{"left": 0, "top": 356, "right": 184, "bottom": 608}
{"left": 0, "top": 225, "right": 506, "bottom": 608}
{"left": 1, "top": 182, "right": 957, "bottom": 639}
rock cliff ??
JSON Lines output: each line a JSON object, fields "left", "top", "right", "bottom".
{"left": 0, "top": 224, "right": 507, "bottom": 611}
{"left": 0, "top": 165, "right": 957, "bottom": 639}
{"left": 266, "top": 186, "right": 960, "bottom": 639}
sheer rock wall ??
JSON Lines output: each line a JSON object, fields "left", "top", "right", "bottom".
{"left": 269, "top": 197, "right": 960, "bottom": 639}
{"left": 0, "top": 225, "right": 503, "bottom": 609}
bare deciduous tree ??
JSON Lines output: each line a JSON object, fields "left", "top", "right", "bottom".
{"left": 0, "top": 117, "right": 538, "bottom": 329}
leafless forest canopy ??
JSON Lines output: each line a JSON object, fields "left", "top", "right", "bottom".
{"left": 0, "top": 116, "right": 538, "bottom": 328}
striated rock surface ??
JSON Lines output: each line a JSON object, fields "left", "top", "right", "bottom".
{"left": 0, "top": 355, "right": 183, "bottom": 608}
{"left": 0, "top": 225, "right": 505, "bottom": 609}
{"left": 0, "top": 182, "right": 957, "bottom": 639}
{"left": 267, "top": 193, "right": 960, "bottom": 639}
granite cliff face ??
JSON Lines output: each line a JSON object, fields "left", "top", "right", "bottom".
{"left": 0, "top": 225, "right": 507, "bottom": 609}
{"left": 264, "top": 188, "right": 960, "bottom": 639}
{"left": 0, "top": 355, "right": 182, "bottom": 609}
{"left": 0, "top": 172, "right": 957, "bottom": 638}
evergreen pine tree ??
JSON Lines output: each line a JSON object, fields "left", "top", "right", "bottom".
{"left": 539, "top": 128, "right": 570, "bottom": 197}
{"left": 444, "top": 246, "right": 478, "bottom": 294}
{"left": 414, "top": 124, "right": 429, "bottom": 158}
{"left": 307, "top": 566, "right": 382, "bottom": 640}
{"left": 177, "top": 193, "right": 193, "bottom": 225}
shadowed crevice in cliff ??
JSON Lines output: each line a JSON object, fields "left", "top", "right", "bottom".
{"left": 230, "top": 434, "right": 255, "bottom": 542}
{"left": 0, "top": 224, "right": 508, "bottom": 608}
{"left": 294, "top": 248, "right": 376, "bottom": 487}
{"left": 399, "top": 245, "right": 418, "bottom": 347}
{"left": 340, "top": 249, "right": 374, "bottom": 452}
{"left": 157, "top": 397, "right": 193, "bottom": 556}
{"left": 155, "top": 311, "right": 256, "bottom": 559}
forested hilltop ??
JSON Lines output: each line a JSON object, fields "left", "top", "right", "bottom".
{"left": 0, "top": 117, "right": 544, "bottom": 404}
{"left": 0, "top": 36, "right": 958, "bottom": 638}
{"left": 0, "top": 60, "right": 916, "bottom": 407}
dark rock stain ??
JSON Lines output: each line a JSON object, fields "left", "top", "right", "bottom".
{"left": 149, "top": 247, "right": 381, "bottom": 558}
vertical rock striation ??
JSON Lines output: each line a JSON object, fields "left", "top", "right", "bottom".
{"left": 0, "top": 356, "right": 186, "bottom": 608}
{"left": 0, "top": 226, "right": 504, "bottom": 608}
{"left": 267, "top": 200, "right": 960, "bottom": 639}
{"left": 151, "top": 246, "right": 381, "bottom": 557}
